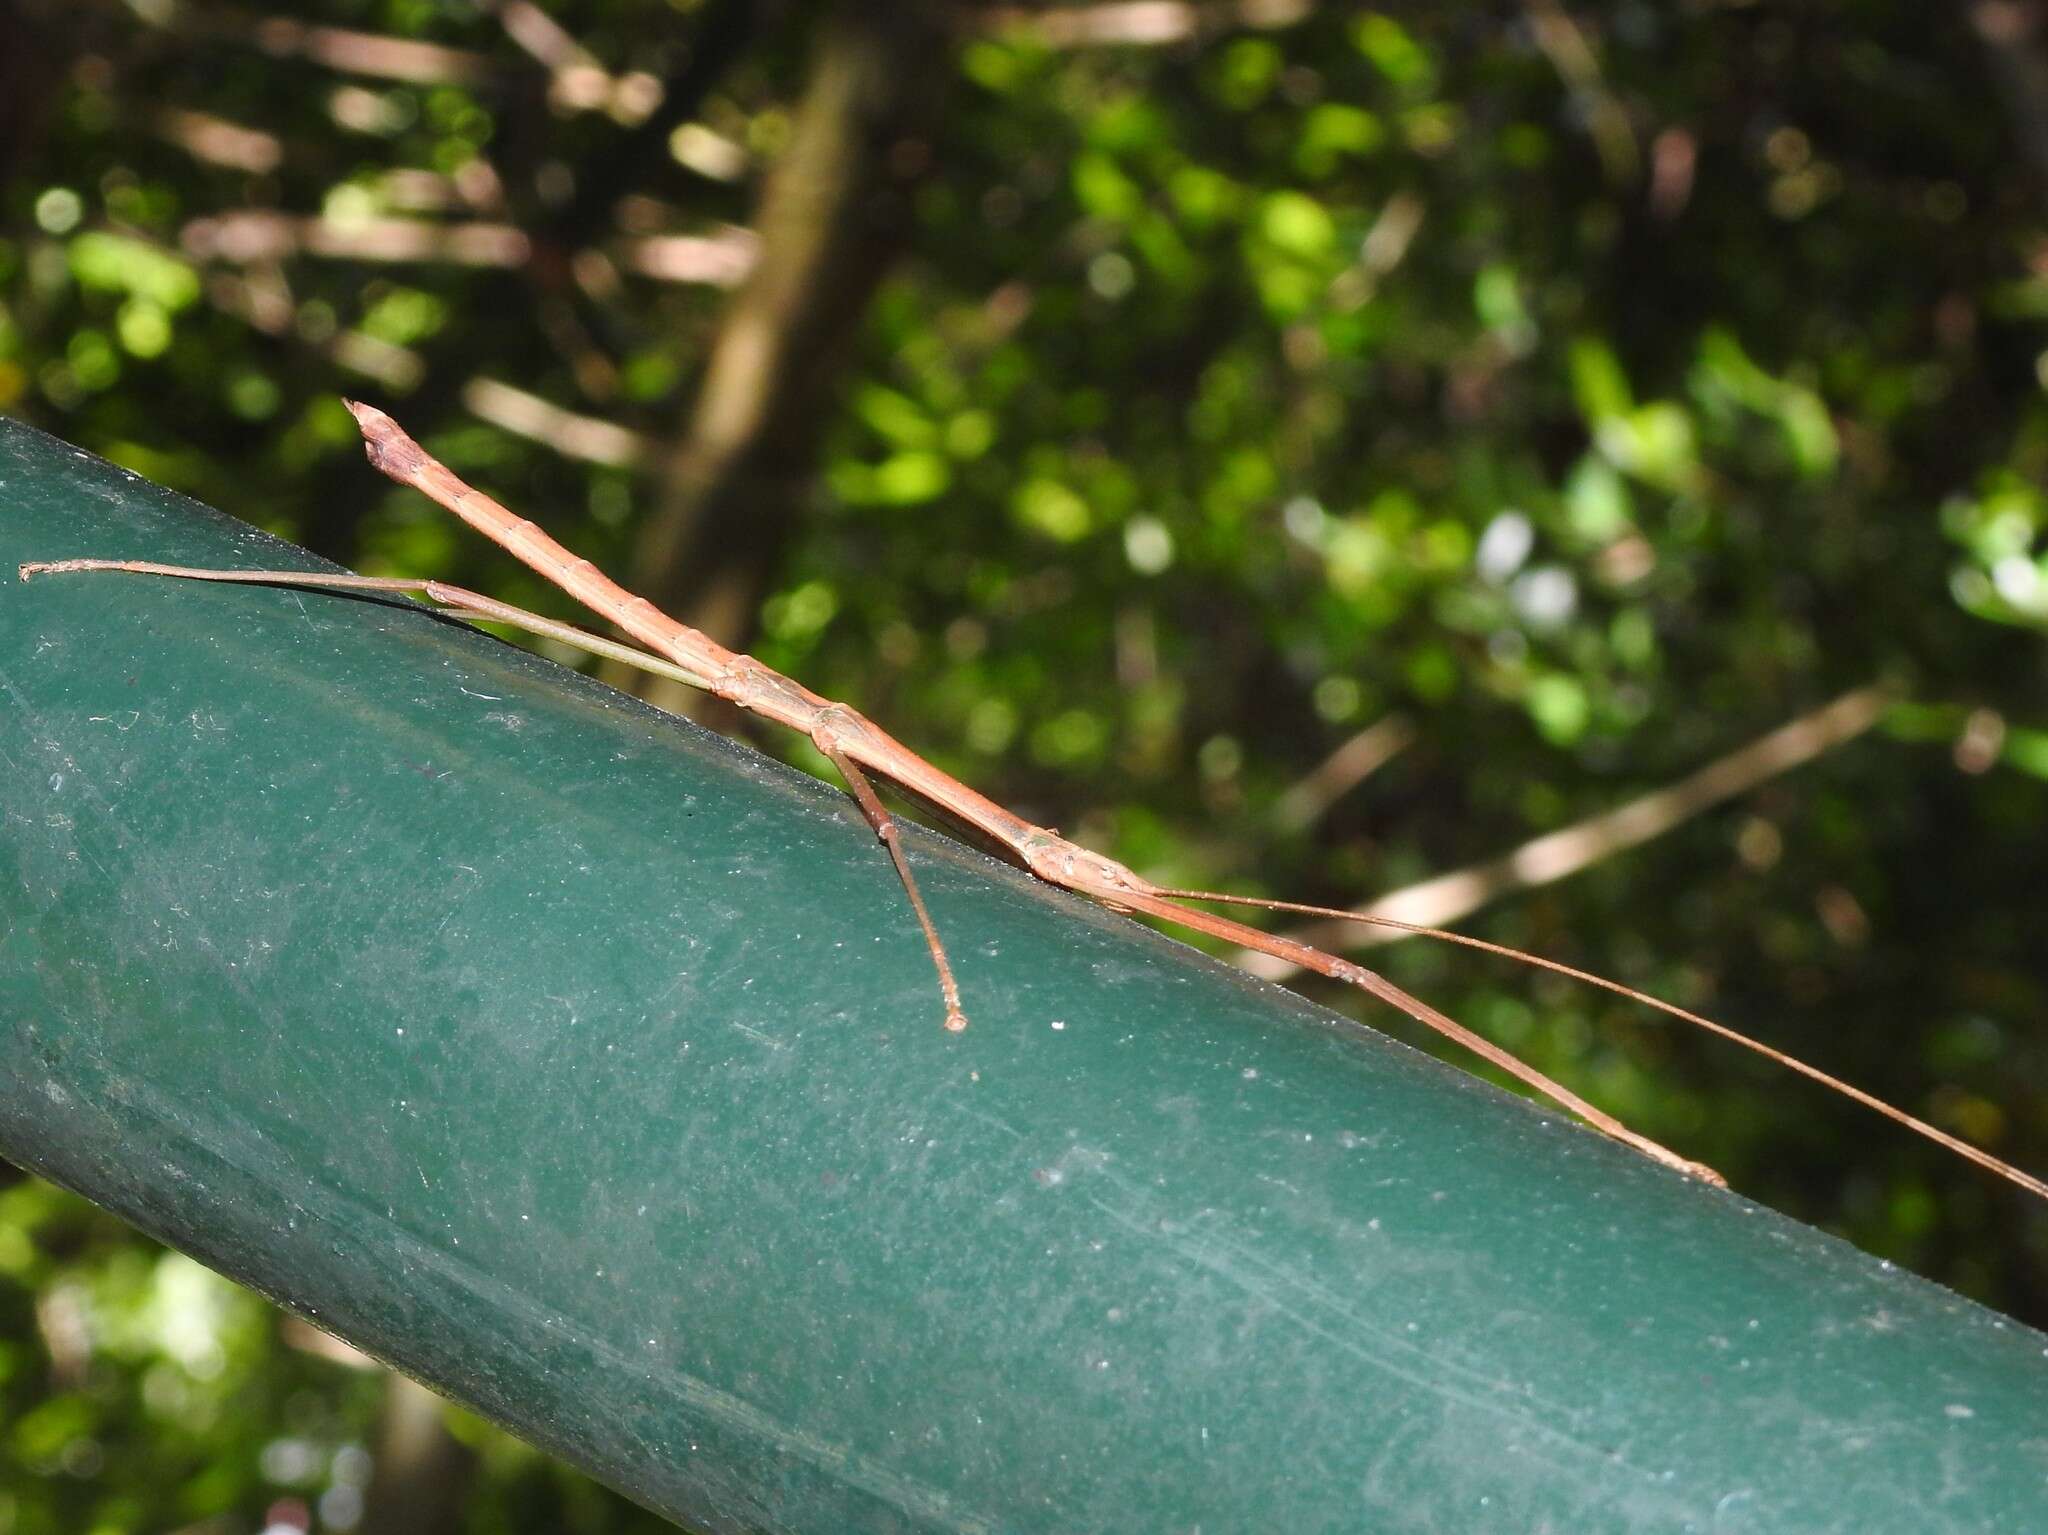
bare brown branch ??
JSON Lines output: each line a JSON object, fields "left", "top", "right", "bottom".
{"left": 244, "top": 12, "right": 498, "bottom": 85}
{"left": 1523, "top": 0, "right": 1639, "bottom": 186}
{"left": 461, "top": 378, "right": 649, "bottom": 467}
{"left": 1270, "top": 714, "right": 1416, "bottom": 834}
{"left": 205, "top": 271, "right": 424, "bottom": 389}
{"left": 181, "top": 211, "right": 531, "bottom": 267}
{"left": 476, "top": 0, "right": 664, "bottom": 121}
{"left": 621, "top": 4, "right": 950, "bottom": 710}
{"left": 1241, "top": 685, "right": 1890, "bottom": 976}
{"left": 154, "top": 107, "right": 283, "bottom": 173}
{"left": 622, "top": 229, "right": 760, "bottom": 286}
{"left": 1970, "top": 0, "right": 2048, "bottom": 185}
{"left": 975, "top": 0, "right": 1311, "bottom": 48}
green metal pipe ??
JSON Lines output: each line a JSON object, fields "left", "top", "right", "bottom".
{"left": 1, "top": 418, "right": 2043, "bottom": 1531}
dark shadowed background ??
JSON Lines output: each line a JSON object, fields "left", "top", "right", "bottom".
{"left": 3, "top": 1, "right": 2047, "bottom": 1530}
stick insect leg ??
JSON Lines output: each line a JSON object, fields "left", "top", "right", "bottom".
{"left": 1152, "top": 887, "right": 2048, "bottom": 1202}
{"left": 17, "top": 560, "right": 720, "bottom": 692}
{"left": 1108, "top": 885, "right": 1724, "bottom": 1183}
{"left": 814, "top": 741, "right": 969, "bottom": 1034}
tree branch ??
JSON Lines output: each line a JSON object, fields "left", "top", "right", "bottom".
{"left": 460, "top": 377, "right": 649, "bottom": 467}
{"left": 1239, "top": 685, "right": 1891, "bottom": 977}
{"left": 1269, "top": 714, "right": 1416, "bottom": 835}
{"left": 621, "top": 2, "right": 951, "bottom": 711}
{"left": 973, "top": 0, "right": 1311, "bottom": 48}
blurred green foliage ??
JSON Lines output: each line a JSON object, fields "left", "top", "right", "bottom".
{"left": 4, "top": 0, "right": 2048, "bottom": 1529}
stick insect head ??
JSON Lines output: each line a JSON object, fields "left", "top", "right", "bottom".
{"left": 1013, "top": 831, "right": 1153, "bottom": 909}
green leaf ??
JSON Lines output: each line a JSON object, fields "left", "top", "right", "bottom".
{"left": 1012, "top": 477, "right": 1091, "bottom": 541}
{"left": 1295, "top": 105, "right": 1385, "bottom": 178}
{"left": 1073, "top": 151, "right": 1144, "bottom": 221}
{"left": 2003, "top": 727, "right": 2048, "bottom": 779}
{"left": 1569, "top": 337, "right": 1634, "bottom": 422}
{"left": 1693, "top": 327, "right": 1838, "bottom": 476}
{"left": 1354, "top": 14, "right": 1435, "bottom": 94}
{"left": 67, "top": 233, "right": 198, "bottom": 311}
{"left": 1595, "top": 402, "right": 1699, "bottom": 491}
{"left": 1257, "top": 191, "right": 1336, "bottom": 259}
{"left": 1564, "top": 455, "right": 1632, "bottom": 541}
{"left": 871, "top": 450, "right": 950, "bottom": 504}
{"left": 1526, "top": 674, "right": 1591, "bottom": 745}
{"left": 855, "top": 383, "right": 938, "bottom": 448}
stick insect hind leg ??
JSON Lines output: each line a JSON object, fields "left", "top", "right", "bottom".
{"left": 1143, "top": 887, "right": 2048, "bottom": 1202}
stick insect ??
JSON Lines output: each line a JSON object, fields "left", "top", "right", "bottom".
{"left": 21, "top": 401, "right": 2047, "bottom": 1201}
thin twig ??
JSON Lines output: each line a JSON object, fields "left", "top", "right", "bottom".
{"left": 1269, "top": 713, "right": 1416, "bottom": 834}
{"left": 1243, "top": 685, "right": 1890, "bottom": 973}
{"left": 460, "top": 379, "right": 649, "bottom": 467}
{"left": 181, "top": 212, "right": 532, "bottom": 268}
{"left": 975, "top": 0, "right": 1312, "bottom": 48}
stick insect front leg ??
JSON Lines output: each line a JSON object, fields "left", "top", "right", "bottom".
{"left": 16, "top": 557, "right": 971, "bottom": 1035}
